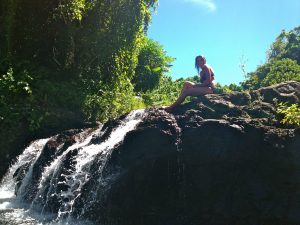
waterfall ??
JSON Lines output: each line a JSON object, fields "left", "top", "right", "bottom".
{"left": 0, "top": 138, "right": 50, "bottom": 200}
{"left": 0, "top": 109, "right": 146, "bottom": 225}
{"left": 0, "top": 138, "right": 50, "bottom": 224}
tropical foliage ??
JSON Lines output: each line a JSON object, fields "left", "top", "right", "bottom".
{"left": 277, "top": 103, "right": 300, "bottom": 126}
{"left": 0, "top": 0, "right": 160, "bottom": 156}
{"left": 241, "top": 26, "right": 300, "bottom": 90}
{"left": 0, "top": 0, "right": 299, "bottom": 151}
{"left": 133, "top": 38, "right": 174, "bottom": 92}
{"left": 0, "top": 0, "right": 158, "bottom": 127}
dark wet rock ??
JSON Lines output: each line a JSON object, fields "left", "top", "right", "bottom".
{"left": 80, "top": 109, "right": 300, "bottom": 225}
{"left": 227, "top": 91, "right": 252, "bottom": 106}
{"left": 11, "top": 81, "right": 300, "bottom": 225}
{"left": 256, "top": 81, "right": 300, "bottom": 104}
{"left": 13, "top": 162, "right": 31, "bottom": 195}
{"left": 85, "top": 81, "right": 300, "bottom": 225}
{"left": 68, "top": 82, "right": 300, "bottom": 225}
{"left": 91, "top": 118, "right": 124, "bottom": 144}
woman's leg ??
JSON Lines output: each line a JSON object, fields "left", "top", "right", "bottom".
{"left": 166, "top": 81, "right": 194, "bottom": 109}
{"left": 182, "top": 81, "right": 195, "bottom": 91}
{"left": 165, "top": 86, "right": 213, "bottom": 111}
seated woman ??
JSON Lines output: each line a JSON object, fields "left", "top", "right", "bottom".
{"left": 164, "top": 55, "right": 215, "bottom": 112}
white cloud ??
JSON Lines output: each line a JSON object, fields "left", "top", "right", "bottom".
{"left": 184, "top": 0, "right": 216, "bottom": 12}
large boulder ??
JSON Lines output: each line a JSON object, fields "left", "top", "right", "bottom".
{"left": 12, "top": 81, "right": 300, "bottom": 225}
{"left": 76, "top": 81, "right": 300, "bottom": 224}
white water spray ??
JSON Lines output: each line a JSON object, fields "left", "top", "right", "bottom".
{"left": 0, "top": 109, "right": 146, "bottom": 225}
{"left": 0, "top": 138, "right": 50, "bottom": 200}
{"left": 56, "top": 109, "right": 146, "bottom": 220}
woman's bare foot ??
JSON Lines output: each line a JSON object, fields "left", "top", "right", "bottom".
{"left": 156, "top": 105, "right": 175, "bottom": 112}
{"left": 163, "top": 106, "right": 174, "bottom": 112}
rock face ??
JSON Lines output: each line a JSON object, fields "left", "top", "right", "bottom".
{"left": 12, "top": 81, "right": 300, "bottom": 225}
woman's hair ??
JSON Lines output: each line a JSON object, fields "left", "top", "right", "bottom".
{"left": 195, "top": 55, "right": 206, "bottom": 74}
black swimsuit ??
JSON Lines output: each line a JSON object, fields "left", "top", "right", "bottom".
{"left": 200, "top": 69, "right": 215, "bottom": 89}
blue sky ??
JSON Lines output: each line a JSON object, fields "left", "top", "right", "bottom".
{"left": 148, "top": 0, "right": 300, "bottom": 85}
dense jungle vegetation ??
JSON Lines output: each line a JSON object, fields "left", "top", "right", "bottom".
{"left": 0, "top": 0, "right": 299, "bottom": 164}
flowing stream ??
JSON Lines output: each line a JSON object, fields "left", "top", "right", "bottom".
{"left": 0, "top": 109, "right": 146, "bottom": 225}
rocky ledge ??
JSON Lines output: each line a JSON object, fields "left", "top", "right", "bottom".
{"left": 13, "top": 81, "right": 300, "bottom": 225}
{"left": 85, "top": 81, "right": 300, "bottom": 225}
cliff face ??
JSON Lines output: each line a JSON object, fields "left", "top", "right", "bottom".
{"left": 10, "top": 81, "right": 300, "bottom": 225}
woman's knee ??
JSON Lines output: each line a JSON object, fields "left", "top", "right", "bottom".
{"left": 184, "top": 81, "right": 194, "bottom": 86}
{"left": 183, "top": 81, "right": 194, "bottom": 89}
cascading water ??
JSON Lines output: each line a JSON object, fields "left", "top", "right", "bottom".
{"left": 0, "top": 138, "right": 50, "bottom": 224}
{"left": 0, "top": 109, "right": 146, "bottom": 225}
